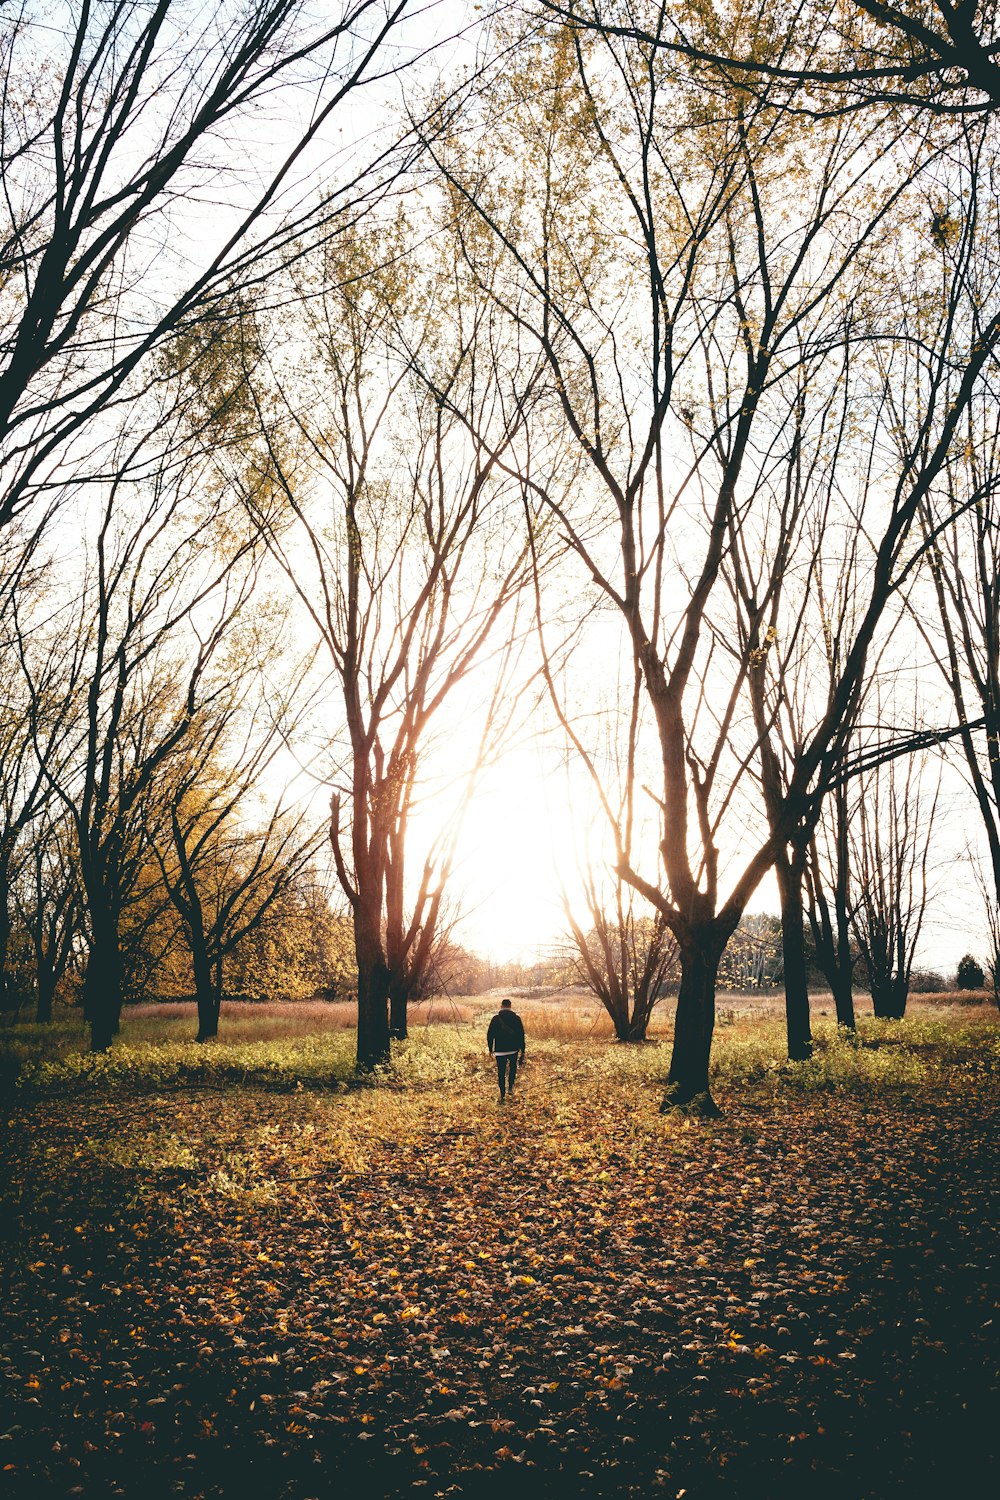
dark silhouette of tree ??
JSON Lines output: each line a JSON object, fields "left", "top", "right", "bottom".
{"left": 545, "top": 0, "right": 1000, "bottom": 117}
{"left": 567, "top": 903, "right": 675, "bottom": 1040}
{"left": 151, "top": 684, "right": 323, "bottom": 1041}
{"left": 805, "top": 778, "right": 858, "bottom": 1029}
{"left": 849, "top": 747, "right": 941, "bottom": 1019}
{"left": 237, "top": 221, "right": 541, "bottom": 1068}
{"left": 13, "top": 805, "right": 81, "bottom": 1023}
{"left": 957, "top": 952, "right": 985, "bottom": 989}
{"left": 0, "top": 0, "right": 415, "bottom": 533}
{"left": 39, "top": 438, "right": 261, "bottom": 1050}
{"left": 428, "top": 12, "right": 1000, "bottom": 1110}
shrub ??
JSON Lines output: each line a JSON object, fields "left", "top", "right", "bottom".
{"left": 908, "top": 969, "right": 947, "bottom": 994}
{"left": 956, "top": 954, "right": 985, "bottom": 990}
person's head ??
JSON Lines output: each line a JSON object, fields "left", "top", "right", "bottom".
{"left": 501, "top": 997, "right": 512, "bottom": 1009}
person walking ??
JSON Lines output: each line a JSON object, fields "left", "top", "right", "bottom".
{"left": 487, "top": 997, "right": 525, "bottom": 1102}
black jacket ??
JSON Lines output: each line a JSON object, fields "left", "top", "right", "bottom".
{"left": 487, "top": 1009, "right": 525, "bottom": 1055}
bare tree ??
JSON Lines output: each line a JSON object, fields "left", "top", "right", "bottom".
{"left": 567, "top": 898, "right": 675, "bottom": 1040}
{"left": 718, "top": 915, "right": 782, "bottom": 993}
{"left": 0, "top": 0, "right": 417, "bottom": 534}
{"left": 0, "top": 557, "right": 85, "bottom": 1010}
{"left": 915, "top": 388, "right": 1000, "bottom": 920}
{"left": 805, "top": 777, "right": 857, "bottom": 1029}
{"left": 532, "top": 577, "right": 676, "bottom": 1042}
{"left": 33, "top": 437, "right": 261, "bottom": 1050}
{"left": 429, "top": 11, "right": 1000, "bottom": 1111}
{"left": 849, "top": 748, "right": 942, "bottom": 1019}
{"left": 13, "top": 803, "right": 81, "bottom": 1023}
{"left": 234, "top": 221, "right": 542, "bottom": 1068}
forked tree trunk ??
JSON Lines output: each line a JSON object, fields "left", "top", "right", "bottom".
{"left": 663, "top": 936, "right": 722, "bottom": 1114}
{"left": 805, "top": 796, "right": 856, "bottom": 1031}
{"left": 615, "top": 1000, "right": 654, "bottom": 1041}
{"left": 871, "top": 976, "right": 907, "bottom": 1020}
{"left": 776, "top": 851, "right": 813, "bottom": 1061}
{"left": 618, "top": 1018, "right": 649, "bottom": 1042}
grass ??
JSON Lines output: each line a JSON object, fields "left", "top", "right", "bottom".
{"left": 3, "top": 992, "right": 996, "bottom": 1102}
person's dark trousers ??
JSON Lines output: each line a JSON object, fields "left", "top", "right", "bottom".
{"left": 496, "top": 1054, "right": 518, "bottom": 1097}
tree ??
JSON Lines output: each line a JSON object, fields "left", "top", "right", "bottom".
{"left": 718, "top": 915, "right": 782, "bottom": 993}
{"left": 912, "top": 388, "right": 1000, "bottom": 970}
{"left": 236, "top": 220, "right": 541, "bottom": 1068}
{"left": 225, "top": 869, "right": 357, "bottom": 1002}
{"left": 414, "top": 936, "right": 494, "bottom": 997}
{"left": 849, "top": 749, "right": 941, "bottom": 1020}
{"left": 153, "top": 691, "right": 324, "bottom": 1038}
{"left": 956, "top": 952, "right": 985, "bottom": 990}
{"left": 429, "top": 10, "right": 1000, "bottom": 1110}
{"left": 568, "top": 902, "right": 676, "bottom": 1040}
{"left": 40, "top": 435, "right": 261, "bottom": 1050}
{"left": 13, "top": 805, "right": 81, "bottom": 1023}
{"left": 0, "top": 551, "right": 88, "bottom": 1012}
{"left": 0, "top": 0, "right": 414, "bottom": 535}
{"left": 805, "top": 777, "right": 857, "bottom": 1029}
{"left": 548, "top": 0, "right": 1000, "bottom": 117}
{"left": 532, "top": 586, "right": 676, "bottom": 1042}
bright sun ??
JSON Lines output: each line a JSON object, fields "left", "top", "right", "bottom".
{"left": 409, "top": 737, "right": 604, "bottom": 964}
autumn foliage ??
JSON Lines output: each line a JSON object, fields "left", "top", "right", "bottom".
{"left": 1, "top": 1006, "right": 998, "bottom": 1497}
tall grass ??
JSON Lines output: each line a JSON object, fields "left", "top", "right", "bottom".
{"left": 3, "top": 991, "right": 995, "bottom": 1100}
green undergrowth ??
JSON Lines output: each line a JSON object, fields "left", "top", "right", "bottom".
{"left": 2, "top": 1005, "right": 996, "bottom": 1102}
{"left": 712, "top": 1012, "right": 999, "bottom": 1098}
{"left": 8, "top": 1033, "right": 358, "bottom": 1097}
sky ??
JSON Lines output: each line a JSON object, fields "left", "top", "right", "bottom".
{"left": 437, "top": 745, "right": 988, "bottom": 978}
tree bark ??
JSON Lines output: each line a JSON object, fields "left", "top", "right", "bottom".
{"left": 831, "top": 971, "right": 856, "bottom": 1030}
{"left": 388, "top": 976, "right": 409, "bottom": 1040}
{"left": 192, "top": 930, "right": 218, "bottom": 1042}
{"left": 35, "top": 979, "right": 54, "bottom": 1024}
{"left": 776, "top": 849, "right": 813, "bottom": 1060}
{"left": 0, "top": 869, "right": 11, "bottom": 1018}
{"left": 86, "top": 929, "right": 123, "bottom": 1052}
{"left": 663, "top": 935, "right": 721, "bottom": 1114}
{"left": 871, "top": 977, "right": 907, "bottom": 1020}
{"left": 356, "top": 916, "right": 391, "bottom": 1070}
{"left": 618, "top": 1003, "right": 652, "bottom": 1041}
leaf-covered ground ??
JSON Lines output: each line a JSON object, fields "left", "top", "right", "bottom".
{"left": 2, "top": 1013, "right": 998, "bottom": 1498}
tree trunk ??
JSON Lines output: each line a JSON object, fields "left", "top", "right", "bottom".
{"left": 35, "top": 975, "right": 54, "bottom": 1024}
{"left": 356, "top": 916, "right": 391, "bottom": 1070}
{"left": 832, "top": 969, "right": 856, "bottom": 1030}
{"left": 86, "top": 929, "right": 123, "bottom": 1052}
{"left": 870, "top": 977, "right": 906, "bottom": 1020}
{"left": 0, "top": 878, "right": 11, "bottom": 1019}
{"left": 776, "top": 850, "right": 813, "bottom": 1061}
{"left": 191, "top": 928, "right": 218, "bottom": 1042}
{"left": 889, "top": 977, "right": 908, "bottom": 1020}
{"left": 619, "top": 1008, "right": 651, "bottom": 1042}
{"left": 662, "top": 937, "right": 721, "bottom": 1114}
{"left": 388, "top": 976, "right": 409, "bottom": 1040}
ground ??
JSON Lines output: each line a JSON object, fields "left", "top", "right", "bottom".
{"left": 1, "top": 1002, "right": 998, "bottom": 1498}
